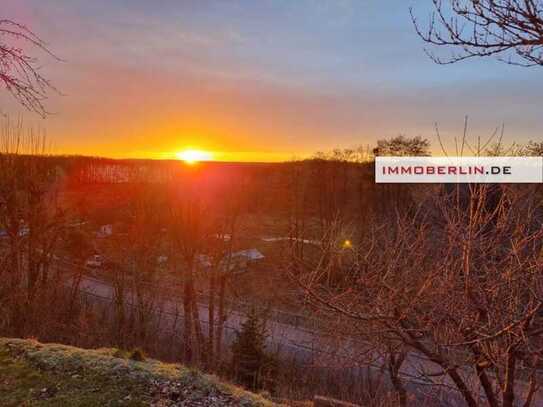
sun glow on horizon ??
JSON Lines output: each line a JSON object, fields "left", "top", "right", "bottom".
{"left": 176, "top": 149, "right": 213, "bottom": 164}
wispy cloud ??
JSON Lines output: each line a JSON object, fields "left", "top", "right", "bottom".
{"left": 2, "top": 0, "right": 542, "bottom": 160}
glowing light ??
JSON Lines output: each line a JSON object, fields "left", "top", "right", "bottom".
{"left": 176, "top": 149, "right": 213, "bottom": 164}
{"left": 342, "top": 239, "right": 353, "bottom": 249}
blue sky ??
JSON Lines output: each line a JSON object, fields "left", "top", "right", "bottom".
{"left": 2, "top": 0, "right": 542, "bottom": 160}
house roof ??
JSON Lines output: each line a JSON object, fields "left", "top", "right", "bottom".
{"left": 232, "top": 248, "right": 265, "bottom": 261}
{"left": 196, "top": 249, "right": 265, "bottom": 271}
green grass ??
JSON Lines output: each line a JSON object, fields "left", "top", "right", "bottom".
{"left": 0, "top": 338, "right": 279, "bottom": 406}
{"left": 0, "top": 344, "right": 148, "bottom": 406}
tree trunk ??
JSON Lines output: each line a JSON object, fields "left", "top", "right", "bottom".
{"left": 207, "top": 271, "right": 216, "bottom": 369}
{"left": 215, "top": 275, "right": 227, "bottom": 360}
{"left": 502, "top": 349, "right": 517, "bottom": 407}
{"left": 523, "top": 369, "right": 538, "bottom": 407}
{"left": 388, "top": 352, "right": 407, "bottom": 407}
{"left": 183, "top": 276, "right": 194, "bottom": 364}
{"left": 190, "top": 281, "right": 205, "bottom": 366}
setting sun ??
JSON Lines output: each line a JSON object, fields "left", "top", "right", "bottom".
{"left": 176, "top": 149, "right": 213, "bottom": 164}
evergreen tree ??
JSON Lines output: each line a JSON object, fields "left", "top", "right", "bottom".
{"left": 230, "top": 309, "right": 273, "bottom": 390}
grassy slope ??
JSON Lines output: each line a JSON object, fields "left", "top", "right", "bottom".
{"left": 0, "top": 338, "right": 279, "bottom": 407}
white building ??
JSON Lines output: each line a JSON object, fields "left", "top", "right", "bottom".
{"left": 196, "top": 249, "right": 265, "bottom": 274}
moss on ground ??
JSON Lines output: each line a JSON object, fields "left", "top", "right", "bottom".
{"left": 0, "top": 338, "right": 279, "bottom": 406}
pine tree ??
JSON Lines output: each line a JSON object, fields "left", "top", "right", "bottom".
{"left": 230, "top": 309, "right": 272, "bottom": 390}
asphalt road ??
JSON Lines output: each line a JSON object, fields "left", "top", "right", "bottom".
{"left": 63, "top": 262, "right": 542, "bottom": 406}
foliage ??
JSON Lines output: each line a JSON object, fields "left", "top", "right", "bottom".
{"left": 524, "top": 140, "right": 543, "bottom": 156}
{"left": 373, "top": 135, "right": 430, "bottom": 156}
{"left": 231, "top": 310, "right": 276, "bottom": 391}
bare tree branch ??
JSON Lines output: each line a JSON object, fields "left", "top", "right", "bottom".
{"left": 411, "top": 1, "right": 543, "bottom": 66}
{"left": 0, "top": 19, "right": 59, "bottom": 117}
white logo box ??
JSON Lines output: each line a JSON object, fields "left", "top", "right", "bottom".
{"left": 375, "top": 157, "right": 543, "bottom": 183}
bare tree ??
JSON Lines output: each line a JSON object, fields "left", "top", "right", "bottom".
{"left": 411, "top": 1, "right": 543, "bottom": 66}
{"left": 291, "top": 184, "right": 543, "bottom": 406}
{"left": 168, "top": 185, "right": 210, "bottom": 367}
{"left": 0, "top": 19, "right": 57, "bottom": 116}
{"left": 0, "top": 117, "right": 65, "bottom": 336}
{"left": 106, "top": 188, "right": 166, "bottom": 349}
{"left": 206, "top": 201, "right": 240, "bottom": 370}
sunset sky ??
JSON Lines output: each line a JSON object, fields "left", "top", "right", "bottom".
{"left": 2, "top": 0, "right": 543, "bottom": 161}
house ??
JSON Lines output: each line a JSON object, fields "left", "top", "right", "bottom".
{"left": 229, "top": 249, "right": 265, "bottom": 274}
{"left": 18, "top": 226, "right": 30, "bottom": 237}
{"left": 96, "top": 224, "right": 113, "bottom": 238}
{"left": 0, "top": 225, "right": 29, "bottom": 238}
{"left": 213, "top": 233, "right": 232, "bottom": 242}
{"left": 196, "top": 249, "right": 265, "bottom": 275}
{"left": 232, "top": 248, "right": 265, "bottom": 261}
{"left": 85, "top": 254, "right": 104, "bottom": 268}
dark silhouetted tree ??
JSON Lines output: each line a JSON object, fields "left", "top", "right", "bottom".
{"left": 373, "top": 135, "right": 430, "bottom": 156}
{"left": 524, "top": 140, "right": 543, "bottom": 156}
{"left": 231, "top": 309, "right": 274, "bottom": 391}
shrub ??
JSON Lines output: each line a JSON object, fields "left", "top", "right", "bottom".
{"left": 129, "top": 348, "right": 145, "bottom": 362}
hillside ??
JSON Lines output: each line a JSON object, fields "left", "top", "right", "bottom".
{"left": 0, "top": 338, "right": 279, "bottom": 406}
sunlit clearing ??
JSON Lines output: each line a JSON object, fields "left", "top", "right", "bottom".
{"left": 176, "top": 149, "right": 213, "bottom": 164}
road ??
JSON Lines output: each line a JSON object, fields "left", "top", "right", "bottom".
{"left": 62, "top": 260, "right": 542, "bottom": 406}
